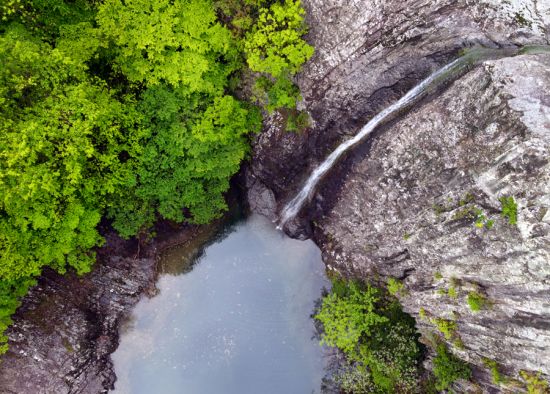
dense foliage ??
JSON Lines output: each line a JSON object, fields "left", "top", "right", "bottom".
{"left": 315, "top": 278, "right": 423, "bottom": 393}
{"left": 244, "top": 0, "right": 313, "bottom": 77}
{"left": 242, "top": 0, "right": 313, "bottom": 128}
{"left": 0, "top": 0, "right": 312, "bottom": 353}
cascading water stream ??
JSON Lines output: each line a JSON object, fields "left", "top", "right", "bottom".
{"left": 277, "top": 49, "right": 505, "bottom": 228}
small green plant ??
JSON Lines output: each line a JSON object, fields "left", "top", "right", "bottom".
{"left": 448, "top": 286, "right": 458, "bottom": 299}
{"left": 433, "top": 204, "right": 445, "bottom": 216}
{"left": 438, "top": 286, "right": 458, "bottom": 299}
{"left": 459, "top": 193, "right": 475, "bottom": 206}
{"left": 482, "top": 358, "right": 503, "bottom": 384}
{"left": 475, "top": 209, "right": 487, "bottom": 228}
{"left": 467, "top": 291, "right": 487, "bottom": 312}
{"left": 453, "top": 338, "right": 465, "bottom": 350}
{"left": 434, "top": 272, "right": 443, "bottom": 280}
{"left": 387, "top": 277, "right": 405, "bottom": 296}
{"left": 403, "top": 232, "right": 411, "bottom": 240}
{"left": 433, "top": 343, "right": 472, "bottom": 391}
{"left": 514, "top": 12, "right": 532, "bottom": 27}
{"left": 62, "top": 338, "right": 74, "bottom": 353}
{"left": 452, "top": 203, "right": 494, "bottom": 229}
{"left": 452, "top": 207, "right": 474, "bottom": 220}
{"left": 419, "top": 307, "right": 427, "bottom": 320}
{"left": 474, "top": 208, "right": 495, "bottom": 229}
{"left": 285, "top": 110, "right": 310, "bottom": 132}
{"left": 436, "top": 277, "right": 461, "bottom": 299}
{"left": 500, "top": 196, "right": 518, "bottom": 225}
{"left": 431, "top": 318, "right": 457, "bottom": 340}
{"left": 520, "top": 370, "right": 549, "bottom": 394}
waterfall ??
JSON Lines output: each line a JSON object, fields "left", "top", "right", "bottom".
{"left": 278, "top": 56, "right": 470, "bottom": 228}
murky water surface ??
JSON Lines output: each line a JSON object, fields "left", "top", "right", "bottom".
{"left": 112, "top": 214, "right": 329, "bottom": 394}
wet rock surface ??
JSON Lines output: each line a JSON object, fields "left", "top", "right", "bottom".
{"left": 247, "top": 0, "right": 550, "bottom": 391}
{"left": 0, "top": 223, "right": 206, "bottom": 393}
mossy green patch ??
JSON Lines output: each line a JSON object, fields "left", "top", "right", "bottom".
{"left": 467, "top": 291, "right": 487, "bottom": 312}
{"left": 433, "top": 343, "right": 471, "bottom": 391}
{"left": 500, "top": 196, "right": 518, "bottom": 225}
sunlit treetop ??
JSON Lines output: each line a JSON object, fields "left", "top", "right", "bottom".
{"left": 244, "top": 0, "right": 314, "bottom": 77}
{"left": 97, "top": 0, "right": 239, "bottom": 91}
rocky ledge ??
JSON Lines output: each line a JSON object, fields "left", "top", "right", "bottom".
{"left": 247, "top": 0, "right": 550, "bottom": 391}
{"left": 0, "top": 222, "right": 208, "bottom": 393}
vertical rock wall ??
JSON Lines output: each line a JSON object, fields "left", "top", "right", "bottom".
{"left": 247, "top": 0, "right": 550, "bottom": 390}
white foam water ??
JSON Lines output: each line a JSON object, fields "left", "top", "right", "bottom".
{"left": 278, "top": 57, "right": 466, "bottom": 228}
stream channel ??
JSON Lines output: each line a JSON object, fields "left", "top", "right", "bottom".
{"left": 111, "top": 213, "right": 330, "bottom": 393}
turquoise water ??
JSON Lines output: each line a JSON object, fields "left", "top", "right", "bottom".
{"left": 111, "top": 214, "right": 329, "bottom": 394}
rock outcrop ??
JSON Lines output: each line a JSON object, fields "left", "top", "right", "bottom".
{"left": 247, "top": 0, "right": 549, "bottom": 206}
{"left": 0, "top": 223, "right": 206, "bottom": 393}
{"left": 246, "top": 0, "right": 550, "bottom": 391}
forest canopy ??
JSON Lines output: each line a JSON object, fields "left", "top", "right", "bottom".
{"left": 0, "top": 0, "right": 312, "bottom": 353}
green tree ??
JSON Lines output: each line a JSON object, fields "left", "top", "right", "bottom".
{"left": 0, "top": 0, "right": 309, "bottom": 357}
{"left": 316, "top": 282, "right": 388, "bottom": 355}
{"left": 244, "top": 0, "right": 313, "bottom": 77}
{"left": 1, "top": 24, "right": 101, "bottom": 279}
{"left": 0, "top": 0, "right": 97, "bottom": 41}
{"left": 96, "top": 0, "right": 239, "bottom": 90}
{"left": 96, "top": 0, "right": 264, "bottom": 235}
{"left": 108, "top": 89, "right": 260, "bottom": 236}
{"left": 0, "top": 22, "right": 142, "bottom": 351}
{"left": 316, "top": 280, "right": 423, "bottom": 392}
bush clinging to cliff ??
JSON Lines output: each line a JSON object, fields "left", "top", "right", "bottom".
{"left": 432, "top": 343, "right": 471, "bottom": 391}
{"left": 315, "top": 278, "right": 423, "bottom": 393}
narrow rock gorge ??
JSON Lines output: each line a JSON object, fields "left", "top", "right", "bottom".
{"left": 246, "top": 0, "right": 550, "bottom": 391}
{"left": 1, "top": 0, "right": 549, "bottom": 392}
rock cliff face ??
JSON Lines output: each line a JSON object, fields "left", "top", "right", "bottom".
{"left": 247, "top": 0, "right": 549, "bottom": 209}
{"left": 247, "top": 0, "right": 550, "bottom": 391}
{"left": 317, "top": 53, "right": 550, "bottom": 392}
